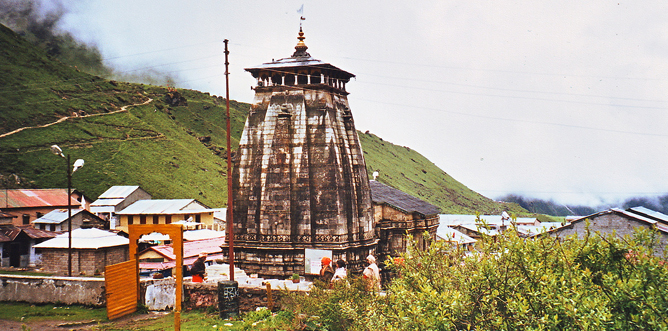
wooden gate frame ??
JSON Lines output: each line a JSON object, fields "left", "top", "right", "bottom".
{"left": 105, "top": 259, "right": 138, "bottom": 320}
{"left": 129, "top": 224, "right": 184, "bottom": 330}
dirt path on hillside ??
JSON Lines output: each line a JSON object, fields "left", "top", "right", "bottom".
{"left": 0, "top": 98, "right": 153, "bottom": 139}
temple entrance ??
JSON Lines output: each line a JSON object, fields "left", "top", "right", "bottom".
{"left": 105, "top": 224, "right": 184, "bottom": 330}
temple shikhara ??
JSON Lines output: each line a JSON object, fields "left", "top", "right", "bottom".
{"left": 230, "top": 28, "right": 439, "bottom": 278}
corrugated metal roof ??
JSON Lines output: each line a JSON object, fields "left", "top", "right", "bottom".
{"left": 0, "top": 225, "right": 58, "bottom": 242}
{"left": 557, "top": 208, "right": 668, "bottom": 235}
{"left": 369, "top": 180, "right": 441, "bottom": 216}
{"left": 439, "top": 214, "right": 539, "bottom": 226}
{"left": 455, "top": 223, "right": 499, "bottom": 236}
{"left": 0, "top": 232, "right": 11, "bottom": 242}
{"left": 33, "top": 209, "right": 85, "bottom": 224}
{"left": 627, "top": 206, "right": 668, "bottom": 224}
{"left": 90, "top": 198, "right": 125, "bottom": 207}
{"left": 97, "top": 186, "right": 140, "bottom": 199}
{"left": 1, "top": 226, "right": 22, "bottom": 241}
{"left": 18, "top": 225, "right": 56, "bottom": 239}
{"left": 33, "top": 228, "right": 129, "bottom": 249}
{"left": 436, "top": 226, "right": 477, "bottom": 245}
{"left": 117, "top": 199, "right": 208, "bottom": 215}
{"left": 183, "top": 229, "right": 225, "bottom": 241}
{"left": 139, "top": 253, "right": 225, "bottom": 271}
{"left": 0, "top": 189, "right": 78, "bottom": 208}
{"left": 146, "top": 237, "right": 225, "bottom": 260}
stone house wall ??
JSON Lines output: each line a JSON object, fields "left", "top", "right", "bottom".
{"left": 37, "top": 246, "right": 129, "bottom": 276}
{"left": 550, "top": 213, "right": 668, "bottom": 256}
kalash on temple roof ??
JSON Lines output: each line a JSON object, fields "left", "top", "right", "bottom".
{"left": 244, "top": 27, "right": 354, "bottom": 94}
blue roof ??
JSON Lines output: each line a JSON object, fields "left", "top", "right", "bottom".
{"left": 33, "top": 209, "right": 86, "bottom": 224}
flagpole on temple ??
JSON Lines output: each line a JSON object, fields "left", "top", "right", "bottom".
{"left": 224, "top": 39, "right": 234, "bottom": 281}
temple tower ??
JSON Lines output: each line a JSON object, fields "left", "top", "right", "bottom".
{"left": 231, "top": 28, "right": 378, "bottom": 277}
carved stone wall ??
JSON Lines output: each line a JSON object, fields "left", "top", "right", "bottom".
{"left": 231, "top": 88, "right": 377, "bottom": 277}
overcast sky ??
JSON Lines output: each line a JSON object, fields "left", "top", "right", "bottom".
{"left": 36, "top": 1, "right": 668, "bottom": 206}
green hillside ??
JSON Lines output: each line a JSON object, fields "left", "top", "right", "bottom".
{"left": 360, "top": 133, "right": 525, "bottom": 214}
{"left": 0, "top": 23, "right": 247, "bottom": 206}
{"left": 0, "top": 23, "right": 526, "bottom": 214}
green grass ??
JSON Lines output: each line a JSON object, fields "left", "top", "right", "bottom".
{"left": 91, "top": 311, "right": 241, "bottom": 331}
{"left": 0, "top": 303, "right": 247, "bottom": 330}
{"left": 0, "top": 302, "right": 106, "bottom": 323}
{"left": 0, "top": 270, "right": 52, "bottom": 276}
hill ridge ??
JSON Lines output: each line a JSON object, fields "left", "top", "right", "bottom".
{"left": 0, "top": 23, "right": 527, "bottom": 215}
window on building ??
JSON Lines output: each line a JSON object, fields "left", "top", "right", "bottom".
{"left": 140, "top": 215, "right": 146, "bottom": 224}
{"left": 49, "top": 224, "right": 55, "bottom": 231}
{"left": 166, "top": 215, "right": 172, "bottom": 224}
{"left": 128, "top": 215, "right": 134, "bottom": 225}
{"left": 153, "top": 215, "right": 159, "bottom": 224}
{"left": 22, "top": 214, "right": 29, "bottom": 225}
{"left": 195, "top": 214, "right": 201, "bottom": 223}
{"left": 36, "top": 212, "right": 43, "bottom": 219}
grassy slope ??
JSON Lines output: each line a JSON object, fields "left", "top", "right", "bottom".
{"left": 0, "top": 23, "right": 527, "bottom": 214}
{"left": 0, "top": 24, "right": 247, "bottom": 206}
{"left": 360, "top": 132, "right": 525, "bottom": 214}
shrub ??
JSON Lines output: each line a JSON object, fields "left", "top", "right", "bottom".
{"left": 279, "top": 226, "right": 668, "bottom": 330}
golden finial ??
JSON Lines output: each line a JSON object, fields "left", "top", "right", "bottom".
{"left": 293, "top": 27, "right": 308, "bottom": 57}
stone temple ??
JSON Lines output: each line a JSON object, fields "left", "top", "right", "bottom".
{"left": 230, "top": 28, "right": 378, "bottom": 277}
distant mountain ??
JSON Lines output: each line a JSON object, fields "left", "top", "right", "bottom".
{"left": 0, "top": 23, "right": 527, "bottom": 214}
{"left": 497, "top": 194, "right": 597, "bottom": 216}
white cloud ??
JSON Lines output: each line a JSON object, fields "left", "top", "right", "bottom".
{"left": 35, "top": 0, "right": 668, "bottom": 207}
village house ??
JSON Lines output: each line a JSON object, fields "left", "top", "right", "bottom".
{"left": 138, "top": 236, "right": 225, "bottom": 277}
{"left": 436, "top": 226, "right": 477, "bottom": 250}
{"left": 0, "top": 188, "right": 86, "bottom": 226}
{"left": 545, "top": 207, "right": 668, "bottom": 256}
{"left": 33, "top": 227, "right": 129, "bottom": 275}
{"left": 32, "top": 208, "right": 107, "bottom": 232}
{"left": 90, "top": 185, "right": 151, "bottom": 229}
{"left": 115, "top": 199, "right": 214, "bottom": 234}
{"left": 369, "top": 180, "right": 441, "bottom": 257}
{"left": 0, "top": 220, "right": 55, "bottom": 268}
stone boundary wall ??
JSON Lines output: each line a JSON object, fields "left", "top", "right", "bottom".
{"left": 0, "top": 275, "right": 106, "bottom": 306}
{"left": 0, "top": 274, "right": 300, "bottom": 312}
{"left": 182, "top": 282, "right": 289, "bottom": 312}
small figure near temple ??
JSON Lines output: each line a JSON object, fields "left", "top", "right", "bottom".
{"left": 319, "top": 256, "right": 335, "bottom": 285}
{"left": 363, "top": 255, "right": 381, "bottom": 292}
{"left": 190, "top": 252, "right": 207, "bottom": 283}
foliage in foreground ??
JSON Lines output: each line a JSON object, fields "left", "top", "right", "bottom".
{"left": 280, "top": 227, "right": 668, "bottom": 330}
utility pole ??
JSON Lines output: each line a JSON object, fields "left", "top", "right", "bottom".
{"left": 224, "top": 39, "right": 234, "bottom": 281}
{"left": 66, "top": 154, "right": 72, "bottom": 277}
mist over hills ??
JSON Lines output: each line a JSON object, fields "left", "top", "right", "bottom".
{"left": 0, "top": 0, "right": 177, "bottom": 86}
{"left": 0, "top": 21, "right": 526, "bottom": 215}
{"left": 498, "top": 194, "right": 668, "bottom": 217}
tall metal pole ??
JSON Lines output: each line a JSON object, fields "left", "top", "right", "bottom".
{"left": 66, "top": 154, "right": 72, "bottom": 277}
{"left": 224, "top": 39, "right": 234, "bottom": 281}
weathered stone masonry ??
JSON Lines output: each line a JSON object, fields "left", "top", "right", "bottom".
{"left": 230, "top": 29, "right": 377, "bottom": 277}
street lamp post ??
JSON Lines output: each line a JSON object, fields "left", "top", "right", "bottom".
{"left": 51, "top": 145, "right": 84, "bottom": 277}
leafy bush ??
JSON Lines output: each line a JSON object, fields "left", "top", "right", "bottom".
{"left": 279, "top": 226, "right": 668, "bottom": 330}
